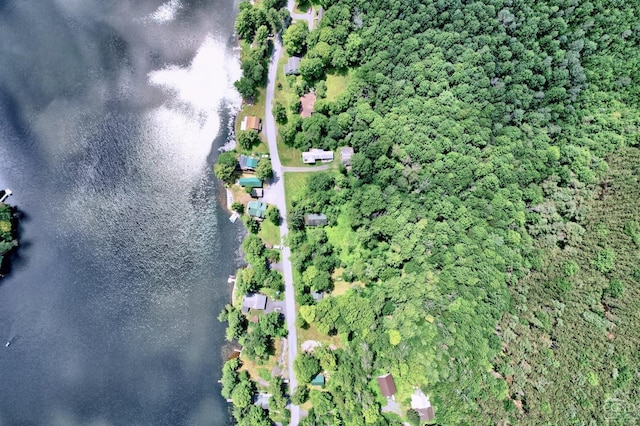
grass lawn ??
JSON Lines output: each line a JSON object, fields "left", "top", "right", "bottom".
{"left": 235, "top": 87, "right": 267, "bottom": 143}
{"left": 325, "top": 72, "right": 351, "bottom": 102}
{"left": 283, "top": 172, "right": 314, "bottom": 211}
{"left": 273, "top": 53, "right": 307, "bottom": 167}
{"left": 240, "top": 349, "right": 279, "bottom": 389}
{"left": 259, "top": 219, "right": 281, "bottom": 246}
{"left": 298, "top": 322, "right": 342, "bottom": 349}
{"left": 325, "top": 209, "right": 361, "bottom": 265}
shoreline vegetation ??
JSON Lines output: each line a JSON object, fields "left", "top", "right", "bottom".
{"left": 0, "top": 199, "right": 18, "bottom": 278}
{"left": 216, "top": 0, "right": 639, "bottom": 425}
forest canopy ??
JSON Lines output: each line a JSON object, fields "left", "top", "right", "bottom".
{"left": 281, "top": 0, "right": 640, "bottom": 424}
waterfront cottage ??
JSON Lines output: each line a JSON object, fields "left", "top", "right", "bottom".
{"left": 239, "top": 177, "right": 263, "bottom": 188}
{"left": 239, "top": 155, "right": 259, "bottom": 171}
{"left": 240, "top": 115, "right": 262, "bottom": 131}
{"left": 242, "top": 293, "right": 267, "bottom": 313}
{"left": 247, "top": 201, "right": 267, "bottom": 219}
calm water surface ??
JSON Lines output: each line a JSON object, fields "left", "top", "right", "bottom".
{"left": 0, "top": 0, "right": 242, "bottom": 424}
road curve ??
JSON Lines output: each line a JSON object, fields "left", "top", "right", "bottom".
{"left": 264, "top": 10, "right": 300, "bottom": 425}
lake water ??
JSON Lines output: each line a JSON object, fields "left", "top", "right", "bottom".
{"left": 0, "top": 0, "right": 242, "bottom": 424}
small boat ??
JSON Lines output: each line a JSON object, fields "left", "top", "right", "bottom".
{"left": 0, "top": 189, "right": 12, "bottom": 203}
{"left": 5, "top": 340, "right": 11, "bottom": 347}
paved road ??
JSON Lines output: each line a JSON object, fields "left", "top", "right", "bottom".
{"left": 282, "top": 165, "right": 331, "bottom": 172}
{"left": 264, "top": 7, "right": 300, "bottom": 424}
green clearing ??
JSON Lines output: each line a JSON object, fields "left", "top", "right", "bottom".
{"left": 234, "top": 86, "right": 268, "bottom": 152}
{"left": 259, "top": 220, "right": 281, "bottom": 247}
{"left": 325, "top": 72, "right": 350, "bottom": 102}
{"left": 283, "top": 172, "right": 314, "bottom": 211}
{"left": 324, "top": 210, "right": 360, "bottom": 265}
{"left": 273, "top": 53, "right": 306, "bottom": 166}
{"left": 298, "top": 322, "right": 342, "bottom": 349}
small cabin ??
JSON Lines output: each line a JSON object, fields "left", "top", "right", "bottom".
{"left": 248, "top": 201, "right": 267, "bottom": 219}
{"left": 340, "top": 147, "right": 354, "bottom": 166}
{"left": 311, "top": 374, "right": 325, "bottom": 387}
{"left": 305, "top": 213, "right": 328, "bottom": 226}
{"left": 284, "top": 56, "right": 301, "bottom": 75}
{"left": 239, "top": 155, "right": 259, "bottom": 171}
{"left": 377, "top": 373, "right": 397, "bottom": 399}
{"left": 241, "top": 116, "right": 262, "bottom": 132}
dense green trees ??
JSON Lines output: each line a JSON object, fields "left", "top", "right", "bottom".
{"left": 283, "top": 21, "right": 309, "bottom": 56}
{"left": 279, "top": 0, "right": 640, "bottom": 423}
{"left": 255, "top": 158, "right": 273, "bottom": 180}
{"left": 234, "top": 1, "right": 289, "bottom": 101}
{"left": 213, "top": 151, "right": 237, "bottom": 183}
{"left": 0, "top": 203, "right": 16, "bottom": 267}
{"left": 237, "top": 130, "right": 261, "bottom": 150}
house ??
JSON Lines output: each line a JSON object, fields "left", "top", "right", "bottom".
{"left": 250, "top": 188, "right": 264, "bottom": 198}
{"left": 311, "top": 290, "right": 324, "bottom": 301}
{"left": 284, "top": 56, "right": 301, "bottom": 75}
{"left": 241, "top": 115, "right": 262, "bottom": 131}
{"left": 305, "top": 213, "right": 328, "bottom": 226}
{"left": 247, "top": 201, "right": 267, "bottom": 219}
{"left": 411, "top": 389, "right": 435, "bottom": 422}
{"left": 242, "top": 293, "right": 267, "bottom": 313}
{"left": 377, "top": 373, "right": 397, "bottom": 398}
{"left": 340, "top": 147, "right": 354, "bottom": 166}
{"left": 302, "top": 149, "right": 333, "bottom": 164}
{"left": 300, "top": 92, "right": 316, "bottom": 118}
{"left": 239, "top": 155, "right": 259, "bottom": 171}
{"left": 311, "top": 374, "right": 325, "bottom": 387}
{"left": 238, "top": 177, "right": 263, "bottom": 188}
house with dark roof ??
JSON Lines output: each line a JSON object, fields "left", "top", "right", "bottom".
{"left": 305, "top": 213, "right": 328, "bottom": 226}
{"left": 340, "top": 147, "right": 354, "bottom": 166}
{"left": 377, "top": 373, "right": 397, "bottom": 398}
{"left": 250, "top": 188, "right": 264, "bottom": 198}
{"left": 242, "top": 293, "right": 267, "bottom": 313}
{"left": 239, "top": 177, "right": 263, "bottom": 188}
{"left": 239, "top": 155, "right": 259, "bottom": 171}
{"left": 241, "top": 116, "right": 262, "bottom": 131}
{"left": 247, "top": 201, "right": 267, "bottom": 219}
{"left": 284, "top": 56, "right": 301, "bottom": 75}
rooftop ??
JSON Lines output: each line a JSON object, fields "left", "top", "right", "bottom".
{"left": 300, "top": 92, "right": 316, "bottom": 118}
{"left": 241, "top": 116, "right": 262, "bottom": 131}
{"left": 238, "top": 177, "right": 263, "bottom": 187}
{"left": 242, "top": 293, "right": 267, "bottom": 312}
{"left": 302, "top": 149, "right": 333, "bottom": 164}
{"left": 284, "top": 56, "right": 301, "bottom": 75}
{"left": 239, "top": 155, "right": 259, "bottom": 170}
{"left": 247, "top": 200, "right": 267, "bottom": 218}
{"left": 377, "top": 373, "right": 397, "bottom": 398}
